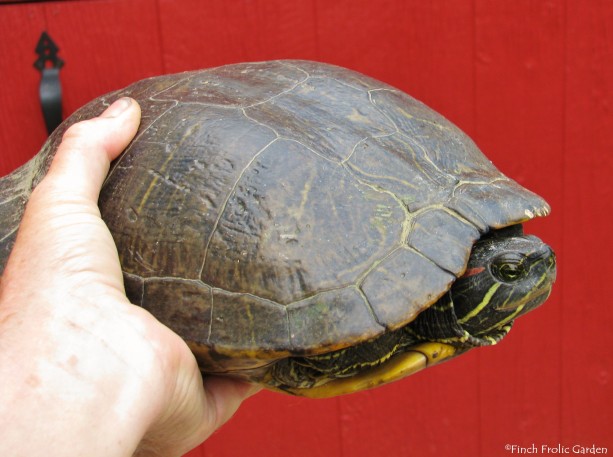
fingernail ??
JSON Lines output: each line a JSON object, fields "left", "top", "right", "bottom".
{"left": 101, "top": 97, "right": 132, "bottom": 118}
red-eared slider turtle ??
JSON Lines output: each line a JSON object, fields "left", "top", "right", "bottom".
{"left": 0, "top": 60, "right": 556, "bottom": 398}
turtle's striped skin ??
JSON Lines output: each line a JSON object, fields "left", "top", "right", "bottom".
{"left": 0, "top": 61, "right": 556, "bottom": 397}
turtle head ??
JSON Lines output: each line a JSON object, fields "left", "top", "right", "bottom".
{"left": 449, "top": 224, "right": 556, "bottom": 343}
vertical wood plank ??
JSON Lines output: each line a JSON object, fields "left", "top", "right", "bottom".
{"left": 158, "top": 0, "right": 320, "bottom": 72}
{"left": 562, "top": 0, "right": 613, "bottom": 445}
{"left": 473, "top": 1, "right": 566, "bottom": 454}
{"left": 0, "top": 4, "right": 48, "bottom": 174}
{"left": 191, "top": 392, "right": 343, "bottom": 457}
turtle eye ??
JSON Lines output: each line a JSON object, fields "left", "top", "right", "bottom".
{"left": 491, "top": 253, "right": 528, "bottom": 283}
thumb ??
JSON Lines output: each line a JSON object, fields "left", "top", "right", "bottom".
{"left": 42, "top": 97, "right": 141, "bottom": 203}
{"left": 1, "top": 97, "right": 141, "bottom": 298}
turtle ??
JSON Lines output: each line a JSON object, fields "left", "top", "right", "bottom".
{"left": 0, "top": 60, "right": 556, "bottom": 398}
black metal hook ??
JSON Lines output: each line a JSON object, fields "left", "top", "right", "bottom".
{"left": 34, "top": 32, "right": 64, "bottom": 135}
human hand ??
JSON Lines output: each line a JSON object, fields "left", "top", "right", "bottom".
{"left": 0, "top": 97, "right": 260, "bottom": 457}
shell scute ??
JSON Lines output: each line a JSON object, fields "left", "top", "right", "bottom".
{"left": 152, "top": 62, "right": 306, "bottom": 108}
{"left": 100, "top": 104, "right": 276, "bottom": 279}
{"left": 201, "top": 138, "right": 405, "bottom": 306}
{"left": 448, "top": 180, "right": 550, "bottom": 231}
{"left": 209, "top": 290, "right": 290, "bottom": 355}
{"left": 345, "top": 134, "right": 457, "bottom": 212}
{"left": 287, "top": 287, "right": 384, "bottom": 354}
{"left": 244, "top": 76, "right": 396, "bottom": 162}
{"left": 370, "top": 89, "right": 499, "bottom": 180}
{"left": 143, "top": 278, "right": 213, "bottom": 345}
{"left": 361, "top": 247, "right": 456, "bottom": 329}
{"left": 407, "top": 210, "right": 480, "bottom": 275}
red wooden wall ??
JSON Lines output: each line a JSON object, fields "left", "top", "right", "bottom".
{"left": 1, "top": 1, "right": 611, "bottom": 456}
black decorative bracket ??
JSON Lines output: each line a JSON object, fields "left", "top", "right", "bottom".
{"left": 34, "top": 32, "right": 64, "bottom": 135}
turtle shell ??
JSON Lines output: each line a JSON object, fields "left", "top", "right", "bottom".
{"left": 20, "top": 60, "right": 550, "bottom": 374}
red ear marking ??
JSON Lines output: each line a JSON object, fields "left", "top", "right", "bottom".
{"left": 463, "top": 267, "right": 485, "bottom": 277}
